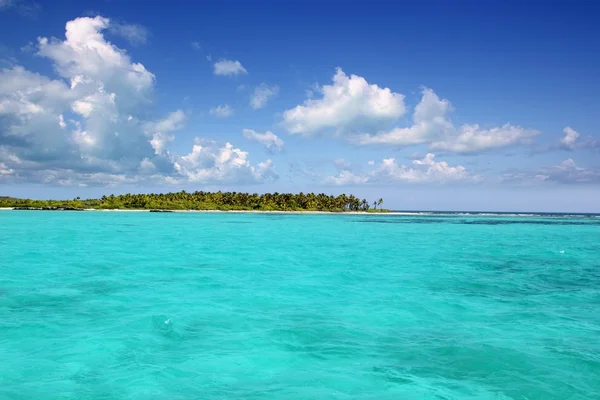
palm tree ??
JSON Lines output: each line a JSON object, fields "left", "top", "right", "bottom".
{"left": 361, "top": 199, "right": 369, "bottom": 211}
{"left": 378, "top": 198, "right": 383, "bottom": 209}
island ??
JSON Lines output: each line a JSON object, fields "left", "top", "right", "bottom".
{"left": 0, "top": 192, "right": 389, "bottom": 213}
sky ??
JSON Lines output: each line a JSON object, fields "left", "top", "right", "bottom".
{"left": 1, "top": 0, "right": 599, "bottom": 212}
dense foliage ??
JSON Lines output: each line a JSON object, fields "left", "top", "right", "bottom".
{"left": 0, "top": 192, "right": 388, "bottom": 212}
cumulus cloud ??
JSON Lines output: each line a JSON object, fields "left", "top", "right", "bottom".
{"left": 108, "top": 22, "right": 149, "bottom": 46}
{"left": 284, "top": 70, "right": 539, "bottom": 153}
{"left": 356, "top": 88, "right": 452, "bottom": 146}
{"left": 37, "top": 16, "right": 155, "bottom": 103}
{"left": 0, "top": 16, "right": 275, "bottom": 186}
{"left": 250, "top": 83, "right": 279, "bottom": 109}
{"left": 174, "top": 140, "right": 277, "bottom": 184}
{"left": 282, "top": 68, "right": 406, "bottom": 135}
{"left": 213, "top": 59, "right": 247, "bottom": 76}
{"left": 324, "top": 153, "right": 480, "bottom": 185}
{"left": 357, "top": 88, "right": 538, "bottom": 153}
{"left": 556, "top": 126, "right": 600, "bottom": 150}
{"left": 560, "top": 126, "right": 579, "bottom": 149}
{"left": 209, "top": 104, "right": 233, "bottom": 118}
{"left": 242, "top": 129, "right": 284, "bottom": 153}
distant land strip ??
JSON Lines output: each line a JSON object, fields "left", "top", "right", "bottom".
{"left": 0, "top": 192, "right": 389, "bottom": 213}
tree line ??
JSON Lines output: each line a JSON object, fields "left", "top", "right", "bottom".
{"left": 0, "top": 192, "right": 387, "bottom": 212}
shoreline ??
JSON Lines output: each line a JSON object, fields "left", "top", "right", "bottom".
{"left": 2, "top": 207, "right": 598, "bottom": 217}
{"left": 0, "top": 207, "right": 387, "bottom": 215}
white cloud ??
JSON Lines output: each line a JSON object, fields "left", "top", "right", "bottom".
{"left": 0, "top": 162, "right": 14, "bottom": 175}
{"left": 324, "top": 153, "right": 480, "bottom": 185}
{"left": 430, "top": 123, "right": 539, "bottom": 153}
{"left": 502, "top": 158, "right": 600, "bottom": 185}
{"left": 561, "top": 126, "right": 580, "bottom": 149}
{"left": 282, "top": 68, "right": 406, "bottom": 136}
{"left": 209, "top": 104, "right": 233, "bottom": 118}
{"left": 374, "top": 153, "right": 479, "bottom": 183}
{"left": 190, "top": 41, "right": 201, "bottom": 50}
{"left": 139, "top": 157, "right": 156, "bottom": 173}
{"left": 543, "top": 158, "right": 600, "bottom": 184}
{"left": 284, "top": 71, "right": 539, "bottom": 154}
{"left": 145, "top": 110, "right": 185, "bottom": 154}
{"left": 149, "top": 110, "right": 185, "bottom": 133}
{"left": 108, "top": 22, "right": 149, "bottom": 46}
{"left": 71, "top": 96, "right": 97, "bottom": 118}
{"left": 242, "top": 129, "right": 284, "bottom": 153}
{"left": 556, "top": 126, "right": 600, "bottom": 150}
{"left": 0, "top": 16, "right": 275, "bottom": 187}
{"left": 367, "top": 160, "right": 375, "bottom": 166}
{"left": 356, "top": 88, "right": 452, "bottom": 146}
{"left": 499, "top": 172, "right": 549, "bottom": 185}
{"left": 250, "top": 83, "right": 279, "bottom": 109}
{"left": 37, "top": 16, "right": 155, "bottom": 102}
{"left": 174, "top": 140, "right": 277, "bottom": 184}
{"left": 324, "top": 170, "right": 368, "bottom": 186}
{"left": 357, "top": 87, "right": 538, "bottom": 153}
{"left": 213, "top": 59, "right": 247, "bottom": 76}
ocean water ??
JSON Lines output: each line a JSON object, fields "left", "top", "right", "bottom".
{"left": 1, "top": 211, "right": 599, "bottom": 400}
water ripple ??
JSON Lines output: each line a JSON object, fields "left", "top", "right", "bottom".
{"left": 0, "top": 212, "right": 599, "bottom": 399}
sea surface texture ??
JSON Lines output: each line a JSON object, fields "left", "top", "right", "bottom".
{"left": 1, "top": 211, "right": 599, "bottom": 399}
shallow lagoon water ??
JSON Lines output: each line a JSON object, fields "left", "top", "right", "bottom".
{"left": 1, "top": 211, "right": 599, "bottom": 399}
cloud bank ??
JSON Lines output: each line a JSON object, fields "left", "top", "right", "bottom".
{"left": 0, "top": 16, "right": 275, "bottom": 186}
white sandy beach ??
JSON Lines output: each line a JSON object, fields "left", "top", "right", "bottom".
{"left": 0, "top": 207, "right": 405, "bottom": 215}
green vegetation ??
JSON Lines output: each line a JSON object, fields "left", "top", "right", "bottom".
{"left": 0, "top": 191, "right": 390, "bottom": 212}
{"left": 366, "top": 208, "right": 389, "bottom": 213}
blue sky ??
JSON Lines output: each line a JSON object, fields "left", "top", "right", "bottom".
{"left": 1, "top": 0, "right": 599, "bottom": 212}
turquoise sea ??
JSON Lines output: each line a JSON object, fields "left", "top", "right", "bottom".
{"left": 1, "top": 211, "right": 599, "bottom": 399}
